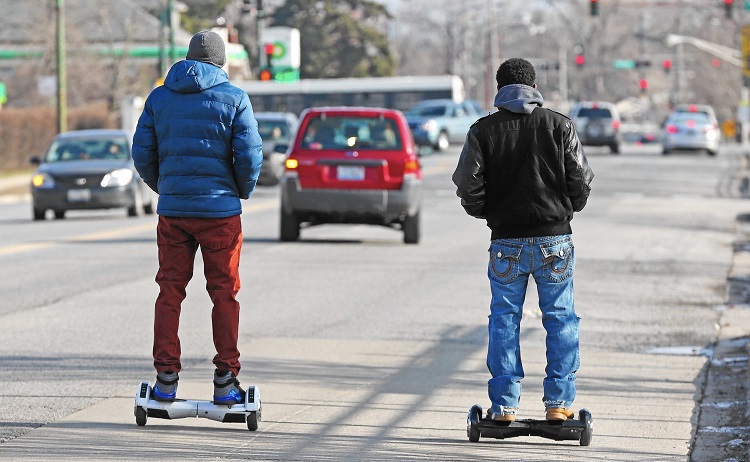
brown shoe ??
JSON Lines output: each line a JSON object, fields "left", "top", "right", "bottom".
{"left": 546, "top": 408, "right": 574, "bottom": 421}
{"left": 488, "top": 408, "right": 517, "bottom": 422}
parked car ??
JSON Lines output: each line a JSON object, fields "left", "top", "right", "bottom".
{"left": 30, "top": 129, "right": 154, "bottom": 220}
{"left": 662, "top": 108, "right": 720, "bottom": 156}
{"left": 569, "top": 101, "right": 622, "bottom": 153}
{"left": 405, "top": 99, "right": 481, "bottom": 151}
{"left": 255, "top": 112, "right": 299, "bottom": 186}
{"left": 279, "top": 107, "right": 423, "bottom": 243}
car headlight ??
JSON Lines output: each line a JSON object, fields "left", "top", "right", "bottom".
{"left": 32, "top": 173, "right": 55, "bottom": 189}
{"left": 101, "top": 168, "right": 134, "bottom": 187}
{"left": 421, "top": 120, "right": 437, "bottom": 132}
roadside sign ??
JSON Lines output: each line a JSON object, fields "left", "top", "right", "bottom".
{"left": 613, "top": 60, "right": 636, "bottom": 69}
{"left": 742, "top": 25, "right": 750, "bottom": 86}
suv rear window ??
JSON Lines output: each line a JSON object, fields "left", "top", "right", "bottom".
{"left": 301, "top": 116, "right": 402, "bottom": 150}
{"left": 577, "top": 108, "right": 612, "bottom": 118}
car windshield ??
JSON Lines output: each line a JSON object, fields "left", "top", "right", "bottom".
{"left": 576, "top": 108, "right": 612, "bottom": 118}
{"left": 258, "top": 120, "right": 292, "bottom": 141}
{"left": 301, "top": 116, "right": 402, "bottom": 150}
{"left": 407, "top": 105, "right": 447, "bottom": 117}
{"left": 44, "top": 137, "right": 129, "bottom": 163}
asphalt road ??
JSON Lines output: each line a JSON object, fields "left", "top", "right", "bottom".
{"left": 0, "top": 142, "right": 748, "bottom": 460}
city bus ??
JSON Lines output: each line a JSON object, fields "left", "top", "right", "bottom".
{"left": 235, "top": 75, "right": 465, "bottom": 115}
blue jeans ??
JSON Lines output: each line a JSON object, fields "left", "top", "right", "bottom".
{"left": 486, "top": 235, "right": 580, "bottom": 415}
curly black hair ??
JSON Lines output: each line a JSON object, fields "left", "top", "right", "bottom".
{"left": 495, "top": 58, "right": 536, "bottom": 88}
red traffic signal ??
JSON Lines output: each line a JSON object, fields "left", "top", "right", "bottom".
{"left": 725, "top": 0, "right": 734, "bottom": 19}
{"left": 662, "top": 59, "right": 672, "bottom": 73}
{"left": 263, "top": 42, "right": 275, "bottom": 57}
{"left": 574, "top": 54, "right": 586, "bottom": 66}
{"left": 638, "top": 78, "right": 648, "bottom": 92}
{"left": 259, "top": 69, "right": 273, "bottom": 81}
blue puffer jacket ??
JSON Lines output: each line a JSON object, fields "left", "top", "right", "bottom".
{"left": 132, "top": 60, "right": 263, "bottom": 218}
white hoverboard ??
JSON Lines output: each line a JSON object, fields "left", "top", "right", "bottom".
{"left": 133, "top": 381, "right": 262, "bottom": 431}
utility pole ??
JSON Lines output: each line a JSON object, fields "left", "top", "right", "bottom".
{"left": 56, "top": 0, "right": 67, "bottom": 133}
{"left": 168, "top": 0, "right": 175, "bottom": 65}
{"left": 256, "top": 0, "right": 265, "bottom": 78}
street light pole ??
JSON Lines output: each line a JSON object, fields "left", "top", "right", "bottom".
{"left": 56, "top": 0, "right": 67, "bottom": 133}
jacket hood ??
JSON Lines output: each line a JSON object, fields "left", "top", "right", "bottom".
{"left": 164, "top": 60, "right": 229, "bottom": 94}
{"left": 493, "top": 84, "right": 544, "bottom": 114}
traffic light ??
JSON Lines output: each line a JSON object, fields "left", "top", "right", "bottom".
{"left": 638, "top": 78, "right": 648, "bottom": 93}
{"left": 573, "top": 44, "right": 585, "bottom": 68}
{"left": 590, "top": 0, "right": 599, "bottom": 16}
{"left": 725, "top": 0, "right": 734, "bottom": 19}
{"left": 259, "top": 42, "right": 275, "bottom": 81}
{"left": 662, "top": 59, "right": 672, "bottom": 74}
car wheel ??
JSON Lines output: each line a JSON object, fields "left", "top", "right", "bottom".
{"left": 33, "top": 207, "right": 46, "bottom": 221}
{"left": 662, "top": 147, "right": 670, "bottom": 155}
{"left": 127, "top": 190, "right": 143, "bottom": 217}
{"left": 434, "top": 131, "right": 449, "bottom": 152}
{"left": 609, "top": 142, "right": 620, "bottom": 154}
{"left": 403, "top": 211, "right": 420, "bottom": 244}
{"left": 142, "top": 186, "right": 155, "bottom": 214}
{"left": 54, "top": 210, "right": 66, "bottom": 219}
{"left": 707, "top": 149, "right": 717, "bottom": 157}
{"left": 280, "top": 208, "right": 300, "bottom": 242}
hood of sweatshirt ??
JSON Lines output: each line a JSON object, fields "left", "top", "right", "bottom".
{"left": 493, "top": 84, "right": 544, "bottom": 114}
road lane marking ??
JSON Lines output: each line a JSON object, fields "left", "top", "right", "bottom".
{"left": 0, "top": 200, "right": 278, "bottom": 257}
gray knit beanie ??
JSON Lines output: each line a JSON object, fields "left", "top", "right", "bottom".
{"left": 186, "top": 30, "right": 226, "bottom": 68}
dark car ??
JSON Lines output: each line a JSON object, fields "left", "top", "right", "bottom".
{"left": 570, "top": 101, "right": 622, "bottom": 154}
{"left": 280, "top": 107, "right": 423, "bottom": 243}
{"left": 30, "top": 129, "right": 154, "bottom": 220}
{"left": 255, "top": 112, "right": 299, "bottom": 186}
{"left": 405, "top": 99, "right": 481, "bottom": 151}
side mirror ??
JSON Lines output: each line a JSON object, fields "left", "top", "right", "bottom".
{"left": 273, "top": 143, "right": 289, "bottom": 154}
{"left": 30, "top": 156, "right": 41, "bottom": 165}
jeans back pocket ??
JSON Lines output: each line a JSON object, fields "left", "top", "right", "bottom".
{"left": 539, "top": 238, "right": 574, "bottom": 283}
{"left": 489, "top": 242, "right": 523, "bottom": 284}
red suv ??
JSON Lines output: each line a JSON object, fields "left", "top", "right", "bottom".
{"left": 279, "top": 107, "right": 423, "bottom": 243}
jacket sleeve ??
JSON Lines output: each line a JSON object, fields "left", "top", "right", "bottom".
{"left": 131, "top": 97, "right": 160, "bottom": 193}
{"left": 231, "top": 94, "right": 263, "bottom": 200}
{"left": 563, "top": 120, "right": 594, "bottom": 212}
{"left": 452, "top": 127, "right": 486, "bottom": 219}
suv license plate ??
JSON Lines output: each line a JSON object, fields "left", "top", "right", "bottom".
{"left": 67, "top": 188, "right": 91, "bottom": 202}
{"left": 337, "top": 165, "right": 365, "bottom": 181}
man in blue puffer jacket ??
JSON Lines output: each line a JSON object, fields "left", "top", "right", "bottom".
{"left": 132, "top": 30, "right": 263, "bottom": 405}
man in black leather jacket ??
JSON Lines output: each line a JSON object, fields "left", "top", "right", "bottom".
{"left": 452, "top": 58, "right": 593, "bottom": 422}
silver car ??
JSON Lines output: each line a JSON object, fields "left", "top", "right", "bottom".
{"left": 662, "top": 110, "right": 720, "bottom": 156}
{"left": 255, "top": 112, "right": 299, "bottom": 186}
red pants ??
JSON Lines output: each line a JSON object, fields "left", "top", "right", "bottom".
{"left": 153, "top": 215, "right": 243, "bottom": 376}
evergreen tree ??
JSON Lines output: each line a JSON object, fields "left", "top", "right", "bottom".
{"left": 271, "top": 0, "right": 395, "bottom": 79}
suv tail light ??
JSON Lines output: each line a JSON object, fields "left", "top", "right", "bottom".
{"left": 611, "top": 120, "right": 620, "bottom": 130}
{"left": 403, "top": 155, "right": 420, "bottom": 176}
{"left": 665, "top": 124, "right": 678, "bottom": 134}
{"left": 285, "top": 158, "right": 299, "bottom": 170}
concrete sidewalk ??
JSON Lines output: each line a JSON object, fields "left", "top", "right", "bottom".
{"left": 690, "top": 215, "right": 750, "bottom": 461}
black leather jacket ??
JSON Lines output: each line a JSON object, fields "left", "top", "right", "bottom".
{"left": 452, "top": 107, "right": 593, "bottom": 239}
